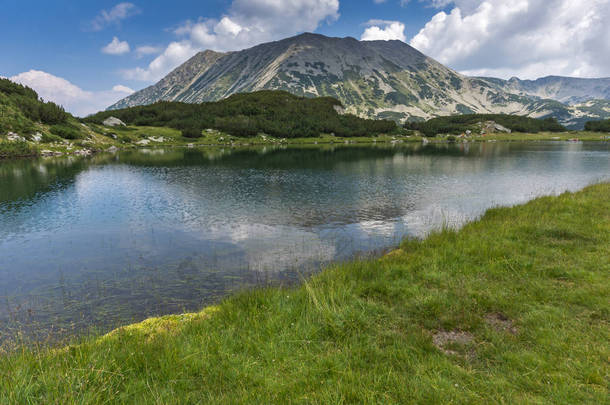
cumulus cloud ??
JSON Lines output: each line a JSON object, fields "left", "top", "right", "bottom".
{"left": 124, "top": 0, "right": 339, "bottom": 82}
{"left": 361, "top": 20, "right": 406, "bottom": 41}
{"left": 135, "top": 45, "right": 163, "bottom": 58}
{"left": 410, "top": 0, "right": 610, "bottom": 79}
{"left": 89, "top": 2, "right": 140, "bottom": 31}
{"left": 102, "top": 37, "right": 131, "bottom": 55}
{"left": 10, "top": 70, "right": 135, "bottom": 116}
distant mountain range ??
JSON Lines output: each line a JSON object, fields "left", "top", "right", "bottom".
{"left": 110, "top": 33, "right": 610, "bottom": 129}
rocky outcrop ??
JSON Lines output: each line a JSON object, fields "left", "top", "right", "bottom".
{"left": 103, "top": 117, "right": 126, "bottom": 127}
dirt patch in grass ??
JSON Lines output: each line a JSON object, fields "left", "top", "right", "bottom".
{"left": 485, "top": 313, "right": 518, "bottom": 335}
{"left": 432, "top": 330, "right": 474, "bottom": 356}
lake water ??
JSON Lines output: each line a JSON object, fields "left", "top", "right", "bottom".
{"left": 0, "top": 142, "right": 608, "bottom": 345}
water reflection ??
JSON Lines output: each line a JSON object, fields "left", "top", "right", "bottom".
{"left": 0, "top": 142, "right": 608, "bottom": 345}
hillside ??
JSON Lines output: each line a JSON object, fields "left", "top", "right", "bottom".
{"left": 88, "top": 90, "right": 398, "bottom": 138}
{"left": 109, "top": 33, "right": 610, "bottom": 129}
{"left": 0, "top": 78, "right": 69, "bottom": 136}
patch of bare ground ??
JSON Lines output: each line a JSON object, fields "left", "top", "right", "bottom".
{"left": 485, "top": 313, "right": 518, "bottom": 335}
{"left": 432, "top": 330, "right": 475, "bottom": 356}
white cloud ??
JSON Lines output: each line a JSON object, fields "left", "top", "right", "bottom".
{"left": 112, "top": 85, "right": 134, "bottom": 94}
{"left": 361, "top": 20, "right": 406, "bottom": 41}
{"left": 10, "top": 70, "right": 135, "bottom": 116}
{"left": 123, "top": 41, "right": 199, "bottom": 82}
{"left": 102, "top": 37, "right": 131, "bottom": 55}
{"left": 410, "top": 0, "right": 610, "bottom": 79}
{"left": 124, "top": 0, "right": 339, "bottom": 82}
{"left": 89, "top": 2, "right": 140, "bottom": 31}
{"left": 135, "top": 45, "right": 163, "bottom": 58}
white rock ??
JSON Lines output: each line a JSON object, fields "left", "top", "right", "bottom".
{"left": 102, "top": 117, "right": 126, "bottom": 127}
{"left": 74, "top": 149, "right": 92, "bottom": 156}
{"left": 32, "top": 132, "right": 43, "bottom": 142}
{"left": 136, "top": 139, "right": 150, "bottom": 146}
{"left": 7, "top": 132, "right": 26, "bottom": 142}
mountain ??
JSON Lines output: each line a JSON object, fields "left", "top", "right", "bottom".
{"left": 478, "top": 76, "right": 610, "bottom": 105}
{"left": 110, "top": 33, "right": 610, "bottom": 129}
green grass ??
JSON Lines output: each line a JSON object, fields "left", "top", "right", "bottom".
{"left": 0, "top": 140, "right": 38, "bottom": 158}
{"left": 2, "top": 183, "right": 608, "bottom": 403}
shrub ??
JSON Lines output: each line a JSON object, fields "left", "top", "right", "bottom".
{"left": 40, "top": 133, "right": 63, "bottom": 143}
{"left": 181, "top": 127, "right": 203, "bottom": 138}
{"left": 50, "top": 124, "right": 82, "bottom": 140}
{"left": 584, "top": 119, "right": 610, "bottom": 132}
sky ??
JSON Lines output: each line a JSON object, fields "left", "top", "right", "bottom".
{"left": 1, "top": 0, "right": 609, "bottom": 116}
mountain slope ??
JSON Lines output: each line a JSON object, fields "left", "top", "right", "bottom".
{"left": 479, "top": 76, "right": 610, "bottom": 105}
{"left": 110, "top": 33, "right": 610, "bottom": 129}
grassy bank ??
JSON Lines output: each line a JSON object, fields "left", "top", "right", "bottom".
{"left": 0, "top": 140, "right": 38, "bottom": 158}
{"left": 1, "top": 184, "right": 609, "bottom": 403}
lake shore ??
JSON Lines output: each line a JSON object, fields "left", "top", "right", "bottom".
{"left": 2, "top": 182, "right": 608, "bottom": 403}
{"left": 1, "top": 128, "right": 608, "bottom": 160}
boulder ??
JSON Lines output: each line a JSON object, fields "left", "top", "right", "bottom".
{"left": 31, "top": 132, "right": 43, "bottom": 142}
{"left": 493, "top": 123, "right": 512, "bottom": 133}
{"left": 102, "top": 117, "right": 126, "bottom": 127}
{"left": 7, "top": 132, "right": 26, "bottom": 142}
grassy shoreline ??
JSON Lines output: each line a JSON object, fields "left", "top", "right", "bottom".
{"left": 1, "top": 128, "right": 608, "bottom": 160}
{"left": 2, "top": 183, "right": 608, "bottom": 403}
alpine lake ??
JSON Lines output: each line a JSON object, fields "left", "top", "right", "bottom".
{"left": 1, "top": 141, "right": 608, "bottom": 346}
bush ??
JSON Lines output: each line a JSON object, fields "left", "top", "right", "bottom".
{"left": 181, "top": 127, "right": 203, "bottom": 138}
{"left": 584, "top": 119, "right": 610, "bottom": 132}
{"left": 50, "top": 124, "right": 82, "bottom": 140}
{"left": 40, "top": 133, "right": 63, "bottom": 143}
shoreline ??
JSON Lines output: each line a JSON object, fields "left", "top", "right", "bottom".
{"left": 2, "top": 182, "right": 608, "bottom": 403}
{"left": 1, "top": 130, "right": 608, "bottom": 161}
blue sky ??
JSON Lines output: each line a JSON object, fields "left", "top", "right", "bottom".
{"left": 1, "top": 0, "right": 608, "bottom": 116}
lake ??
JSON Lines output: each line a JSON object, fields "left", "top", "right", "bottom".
{"left": 0, "top": 142, "right": 608, "bottom": 345}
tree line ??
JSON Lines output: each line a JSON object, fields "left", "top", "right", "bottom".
{"left": 404, "top": 114, "right": 566, "bottom": 137}
{"left": 85, "top": 91, "right": 398, "bottom": 138}
{"left": 584, "top": 119, "right": 610, "bottom": 132}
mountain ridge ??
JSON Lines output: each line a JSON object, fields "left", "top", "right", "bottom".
{"left": 110, "top": 33, "right": 610, "bottom": 129}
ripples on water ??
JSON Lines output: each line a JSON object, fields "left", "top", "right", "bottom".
{"left": 0, "top": 142, "right": 608, "bottom": 345}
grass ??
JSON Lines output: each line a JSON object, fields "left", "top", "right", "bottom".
{"left": 1, "top": 183, "right": 608, "bottom": 403}
{"left": 0, "top": 140, "right": 37, "bottom": 158}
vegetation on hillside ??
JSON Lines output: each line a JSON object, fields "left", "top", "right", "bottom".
{"left": 1, "top": 183, "right": 608, "bottom": 403}
{"left": 0, "top": 78, "right": 69, "bottom": 135}
{"left": 86, "top": 91, "right": 398, "bottom": 138}
{"left": 404, "top": 114, "right": 566, "bottom": 137}
{"left": 584, "top": 119, "right": 610, "bottom": 132}
{"left": 0, "top": 141, "right": 37, "bottom": 158}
